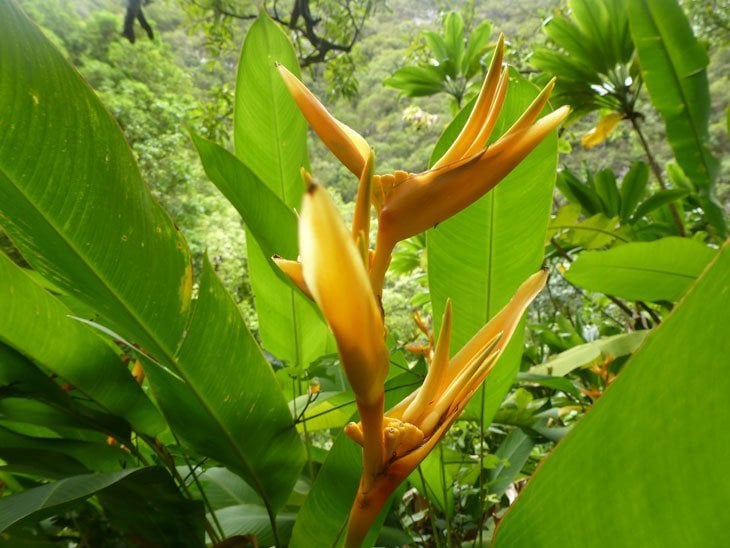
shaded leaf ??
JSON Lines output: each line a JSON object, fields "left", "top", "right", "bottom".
{"left": 0, "top": 253, "right": 163, "bottom": 435}
{"left": 144, "top": 257, "right": 304, "bottom": 514}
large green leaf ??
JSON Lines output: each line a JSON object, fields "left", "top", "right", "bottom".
{"left": 427, "top": 68, "right": 558, "bottom": 424}
{"left": 213, "top": 504, "right": 296, "bottom": 546}
{"left": 143, "top": 257, "right": 304, "bottom": 514}
{"left": 0, "top": 425, "right": 127, "bottom": 473}
{"left": 0, "top": 3, "right": 302, "bottom": 520}
{"left": 191, "top": 133, "right": 297, "bottom": 259}
{"left": 628, "top": 0, "right": 725, "bottom": 236}
{"left": 0, "top": 467, "right": 204, "bottom": 547}
{"left": 494, "top": 242, "right": 730, "bottom": 547}
{"left": 0, "top": 252, "right": 163, "bottom": 435}
{"left": 97, "top": 468, "right": 205, "bottom": 547}
{"left": 564, "top": 237, "right": 716, "bottom": 302}
{"left": 234, "top": 13, "right": 329, "bottom": 368}
{"left": 0, "top": 468, "right": 141, "bottom": 532}
{"left": 384, "top": 66, "right": 447, "bottom": 97}
{"left": 0, "top": 342, "right": 128, "bottom": 440}
{"left": 0, "top": 1, "right": 193, "bottom": 361}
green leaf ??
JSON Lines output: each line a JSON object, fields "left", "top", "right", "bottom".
{"left": 0, "top": 468, "right": 141, "bottom": 531}
{"left": 628, "top": 0, "right": 724, "bottom": 236}
{"left": 213, "top": 504, "right": 296, "bottom": 546}
{"left": 0, "top": 467, "right": 204, "bottom": 547}
{"left": 557, "top": 169, "right": 604, "bottom": 215}
{"left": 632, "top": 188, "right": 689, "bottom": 221}
{"left": 494, "top": 243, "right": 730, "bottom": 547}
{"left": 197, "top": 467, "right": 263, "bottom": 509}
{"left": 383, "top": 66, "right": 446, "bottom": 97}
{"left": 98, "top": 468, "right": 205, "bottom": 547}
{"left": 542, "top": 14, "right": 603, "bottom": 73}
{"left": 191, "top": 133, "right": 297, "bottom": 259}
{"left": 427, "top": 68, "right": 558, "bottom": 424}
{"left": 144, "top": 257, "right": 305, "bottom": 514}
{"left": 593, "top": 169, "right": 621, "bottom": 217}
{"left": 0, "top": 252, "right": 163, "bottom": 435}
{"left": 487, "top": 429, "right": 535, "bottom": 498}
{"left": 565, "top": 237, "right": 716, "bottom": 301}
{"left": 0, "top": 1, "right": 193, "bottom": 361}
{"left": 462, "top": 20, "right": 493, "bottom": 78}
{"left": 234, "top": 13, "right": 329, "bottom": 368}
{"left": 0, "top": 425, "right": 128, "bottom": 473}
{"left": 442, "top": 12, "right": 465, "bottom": 74}
{"left": 529, "top": 331, "right": 649, "bottom": 377}
{"left": 619, "top": 160, "right": 649, "bottom": 222}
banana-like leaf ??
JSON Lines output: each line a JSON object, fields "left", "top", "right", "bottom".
{"left": 427, "top": 68, "right": 558, "bottom": 423}
{"left": 565, "top": 237, "right": 716, "bottom": 302}
{"left": 0, "top": 342, "right": 128, "bottom": 440}
{"left": 1, "top": 3, "right": 304, "bottom": 516}
{"left": 487, "top": 428, "right": 535, "bottom": 498}
{"left": 0, "top": 252, "right": 163, "bottom": 435}
{"left": 213, "top": 504, "right": 297, "bottom": 546}
{"left": 234, "top": 13, "right": 330, "bottom": 368}
{"left": 384, "top": 66, "right": 447, "bottom": 97}
{"left": 494, "top": 242, "right": 730, "bottom": 547}
{"left": 191, "top": 133, "right": 297, "bottom": 259}
{"left": 143, "top": 257, "right": 305, "bottom": 514}
{"left": 0, "top": 1, "right": 193, "bottom": 361}
{"left": 628, "top": 0, "right": 725, "bottom": 236}
{"left": 632, "top": 188, "right": 689, "bottom": 221}
{"left": 0, "top": 467, "right": 204, "bottom": 547}
{"left": 0, "top": 425, "right": 128, "bottom": 473}
{"left": 593, "top": 169, "right": 621, "bottom": 218}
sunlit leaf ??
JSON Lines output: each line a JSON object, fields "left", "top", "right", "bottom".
{"left": 494, "top": 243, "right": 730, "bottom": 547}
{"left": 565, "top": 237, "right": 716, "bottom": 301}
{"left": 234, "top": 13, "right": 330, "bottom": 368}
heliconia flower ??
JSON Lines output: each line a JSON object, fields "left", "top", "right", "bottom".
{"left": 277, "top": 40, "right": 568, "bottom": 297}
{"left": 298, "top": 177, "right": 390, "bottom": 488}
{"left": 342, "top": 269, "right": 548, "bottom": 547}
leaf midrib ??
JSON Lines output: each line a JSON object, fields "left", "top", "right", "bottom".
{"left": 0, "top": 165, "right": 276, "bottom": 511}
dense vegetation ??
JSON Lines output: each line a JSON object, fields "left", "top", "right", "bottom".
{"left": 0, "top": 0, "right": 727, "bottom": 546}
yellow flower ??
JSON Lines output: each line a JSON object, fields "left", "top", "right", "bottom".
{"left": 342, "top": 269, "right": 548, "bottom": 546}
{"left": 277, "top": 37, "right": 569, "bottom": 295}
{"left": 298, "top": 177, "right": 389, "bottom": 489}
{"left": 581, "top": 111, "right": 623, "bottom": 148}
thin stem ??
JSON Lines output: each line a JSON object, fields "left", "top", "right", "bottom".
{"left": 174, "top": 433, "right": 226, "bottom": 541}
{"left": 476, "top": 387, "right": 486, "bottom": 547}
{"left": 438, "top": 443, "right": 452, "bottom": 545}
{"left": 298, "top": 381, "right": 317, "bottom": 482}
{"left": 295, "top": 381, "right": 421, "bottom": 424}
{"left": 416, "top": 465, "right": 442, "bottom": 548}
{"left": 629, "top": 115, "right": 685, "bottom": 236}
{"left": 140, "top": 435, "right": 222, "bottom": 545}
